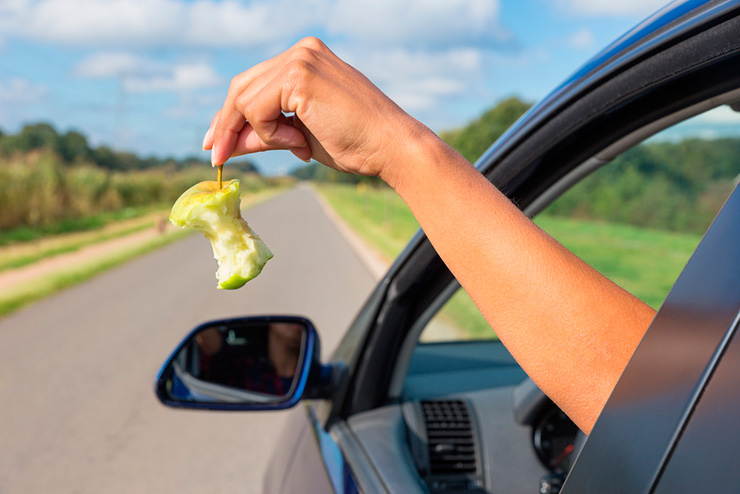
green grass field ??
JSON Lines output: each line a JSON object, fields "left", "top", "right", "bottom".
{"left": 534, "top": 215, "right": 701, "bottom": 309}
{"left": 318, "top": 183, "right": 703, "bottom": 339}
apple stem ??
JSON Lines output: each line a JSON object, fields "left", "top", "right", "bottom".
{"left": 217, "top": 165, "right": 223, "bottom": 189}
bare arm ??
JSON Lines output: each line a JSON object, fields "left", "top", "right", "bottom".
{"left": 383, "top": 134, "right": 655, "bottom": 434}
{"left": 204, "top": 37, "right": 655, "bottom": 433}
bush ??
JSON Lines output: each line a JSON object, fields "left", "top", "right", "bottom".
{"left": 0, "top": 151, "right": 275, "bottom": 235}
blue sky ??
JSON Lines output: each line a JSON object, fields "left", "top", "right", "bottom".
{"left": 0, "top": 0, "right": 725, "bottom": 175}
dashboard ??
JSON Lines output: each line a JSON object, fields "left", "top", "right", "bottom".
{"left": 342, "top": 341, "right": 582, "bottom": 493}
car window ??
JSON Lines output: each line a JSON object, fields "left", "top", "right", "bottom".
{"left": 418, "top": 104, "right": 740, "bottom": 343}
{"left": 419, "top": 287, "right": 497, "bottom": 342}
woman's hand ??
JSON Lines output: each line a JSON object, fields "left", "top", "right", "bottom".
{"left": 202, "top": 37, "right": 435, "bottom": 185}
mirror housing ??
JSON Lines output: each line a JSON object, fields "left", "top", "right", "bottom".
{"left": 154, "top": 315, "right": 330, "bottom": 411}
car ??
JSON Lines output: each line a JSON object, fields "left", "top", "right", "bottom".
{"left": 155, "top": 0, "right": 740, "bottom": 492}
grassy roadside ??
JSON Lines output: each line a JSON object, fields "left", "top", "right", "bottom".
{"left": 318, "top": 183, "right": 419, "bottom": 259}
{"left": 0, "top": 209, "right": 170, "bottom": 273}
{"left": 0, "top": 187, "right": 285, "bottom": 319}
{"left": 317, "top": 183, "right": 703, "bottom": 339}
{"left": 317, "top": 184, "right": 495, "bottom": 339}
{"left": 0, "top": 229, "right": 193, "bottom": 317}
{"left": 0, "top": 205, "right": 163, "bottom": 246}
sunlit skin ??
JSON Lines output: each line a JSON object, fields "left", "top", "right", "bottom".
{"left": 203, "top": 37, "right": 656, "bottom": 434}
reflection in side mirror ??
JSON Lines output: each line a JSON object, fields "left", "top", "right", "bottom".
{"left": 155, "top": 316, "right": 318, "bottom": 411}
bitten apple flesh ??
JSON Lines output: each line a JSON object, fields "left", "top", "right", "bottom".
{"left": 169, "top": 179, "right": 273, "bottom": 289}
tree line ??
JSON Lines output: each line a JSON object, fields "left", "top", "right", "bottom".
{"left": 0, "top": 122, "right": 258, "bottom": 173}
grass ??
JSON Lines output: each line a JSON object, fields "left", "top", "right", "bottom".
{"left": 0, "top": 205, "right": 161, "bottom": 246}
{"left": 318, "top": 184, "right": 493, "bottom": 339}
{"left": 0, "top": 210, "right": 170, "bottom": 273}
{"left": 318, "top": 183, "right": 419, "bottom": 258}
{"left": 318, "top": 183, "right": 704, "bottom": 339}
{"left": 0, "top": 187, "right": 286, "bottom": 274}
{"left": 534, "top": 214, "right": 701, "bottom": 309}
{"left": 0, "top": 228, "right": 193, "bottom": 317}
{"left": 0, "top": 186, "right": 285, "bottom": 319}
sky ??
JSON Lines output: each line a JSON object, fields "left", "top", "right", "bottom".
{"left": 0, "top": 0, "right": 734, "bottom": 175}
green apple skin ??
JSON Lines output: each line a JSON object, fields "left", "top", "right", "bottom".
{"left": 169, "top": 179, "right": 273, "bottom": 289}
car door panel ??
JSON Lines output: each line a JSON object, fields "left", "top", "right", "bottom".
{"left": 263, "top": 405, "right": 333, "bottom": 494}
{"left": 563, "top": 183, "right": 740, "bottom": 492}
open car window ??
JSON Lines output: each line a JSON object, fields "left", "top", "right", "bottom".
{"left": 418, "top": 103, "right": 740, "bottom": 344}
{"left": 419, "top": 287, "right": 497, "bottom": 343}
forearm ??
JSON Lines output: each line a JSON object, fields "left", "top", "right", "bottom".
{"left": 385, "top": 130, "right": 655, "bottom": 434}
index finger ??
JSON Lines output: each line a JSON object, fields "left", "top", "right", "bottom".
{"left": 207, "top": 44, "right": 306, "bottom": 166}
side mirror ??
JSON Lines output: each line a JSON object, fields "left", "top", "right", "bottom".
{"left": 155, "top": 316, "right": 321, "bottom": 411}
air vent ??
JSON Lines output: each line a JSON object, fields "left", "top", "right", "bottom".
{"left": 422, "top": 399, "right": 478, "bottom": 475}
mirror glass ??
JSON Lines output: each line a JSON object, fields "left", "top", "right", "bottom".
{"left": 159, "top": 319, "right": 307, "bottom": 405}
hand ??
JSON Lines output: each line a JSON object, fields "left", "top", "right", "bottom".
{"left": 202, "top": 37, "right": 436, "bottom": 183}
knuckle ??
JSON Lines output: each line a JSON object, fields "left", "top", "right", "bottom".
{"left": 228, "top": 73, "right": 246, "bottom": 93}
{"left": 296, "top": 36, "right": 326, "bottom": 52}
{"left": 285, "top": 58, "right": 317, "bottom": 94}
{"left": 292, "top": 46, "right": 319, "bottom": 64}
{"left": 287, "top": 58, "right": 316, "bottom": 79}
{"left": 234, "top": 92, "right": 250, "bottom": 113}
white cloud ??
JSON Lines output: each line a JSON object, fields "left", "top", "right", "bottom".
{"left": 328, "top": 0, "right": 510, "bottom": 47}
{"left": 692, "top": 105, "right": 740, "bottom": 125}
{"left": 73, "top": 53, "right": 223, "bottom": 92}
{"left": 2, "top": 0, "right": 512, "bottom": 50}
{"left": 125, "top": 62, "right": 222, "bottom": 92}
{"left": 1, "top": 0, "right": 326, "bottom": 48}
{"left": 162, "top": 92, "right": 224, "bottom": 119}
{"left": 566, "top": 28, "right": 596, "bottom": 50}
{"left": 559, "top": 0, "right": 670, "bottom": 17}
{"left": 338, "top": 46, "right": 484, "bottom": 112}
{"left": 74, "top": 53, "right": 168, "bottom": 79}
{"left": 0, "top": 78, "right": 49, "bottom": 105}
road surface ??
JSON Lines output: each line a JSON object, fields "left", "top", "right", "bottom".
{"left": 0, "top": 186, "right": 378, "bottom": 494}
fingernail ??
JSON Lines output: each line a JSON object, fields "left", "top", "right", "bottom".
{"left": 202, "top": 127, "right": 214, "bottom": 150}
{"left": 211, "top": 144, "right": 220, "bottom": 167}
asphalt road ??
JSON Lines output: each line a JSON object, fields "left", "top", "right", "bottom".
{"left": 0, "top": 185, "right": 378, "bottom": 494}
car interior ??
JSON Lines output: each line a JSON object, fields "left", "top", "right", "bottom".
{"left": 330, "top": 87, "right": 740, "bottom": 494}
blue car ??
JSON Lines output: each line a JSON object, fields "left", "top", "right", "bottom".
{"left": 156, "top": 1, "right": 740, "bottom": 492}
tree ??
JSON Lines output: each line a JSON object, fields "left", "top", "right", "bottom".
{"left": 58, "top": 130, "right": 90, "bottom": 163}
{"left": 16, "top": 122, "right": 60, "bottom": 153}
{"left": 441, "top": 97, "right": 532, "bottom": 163}
{"left": 91, "top": 145, "right": 119, "bottom": 170}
